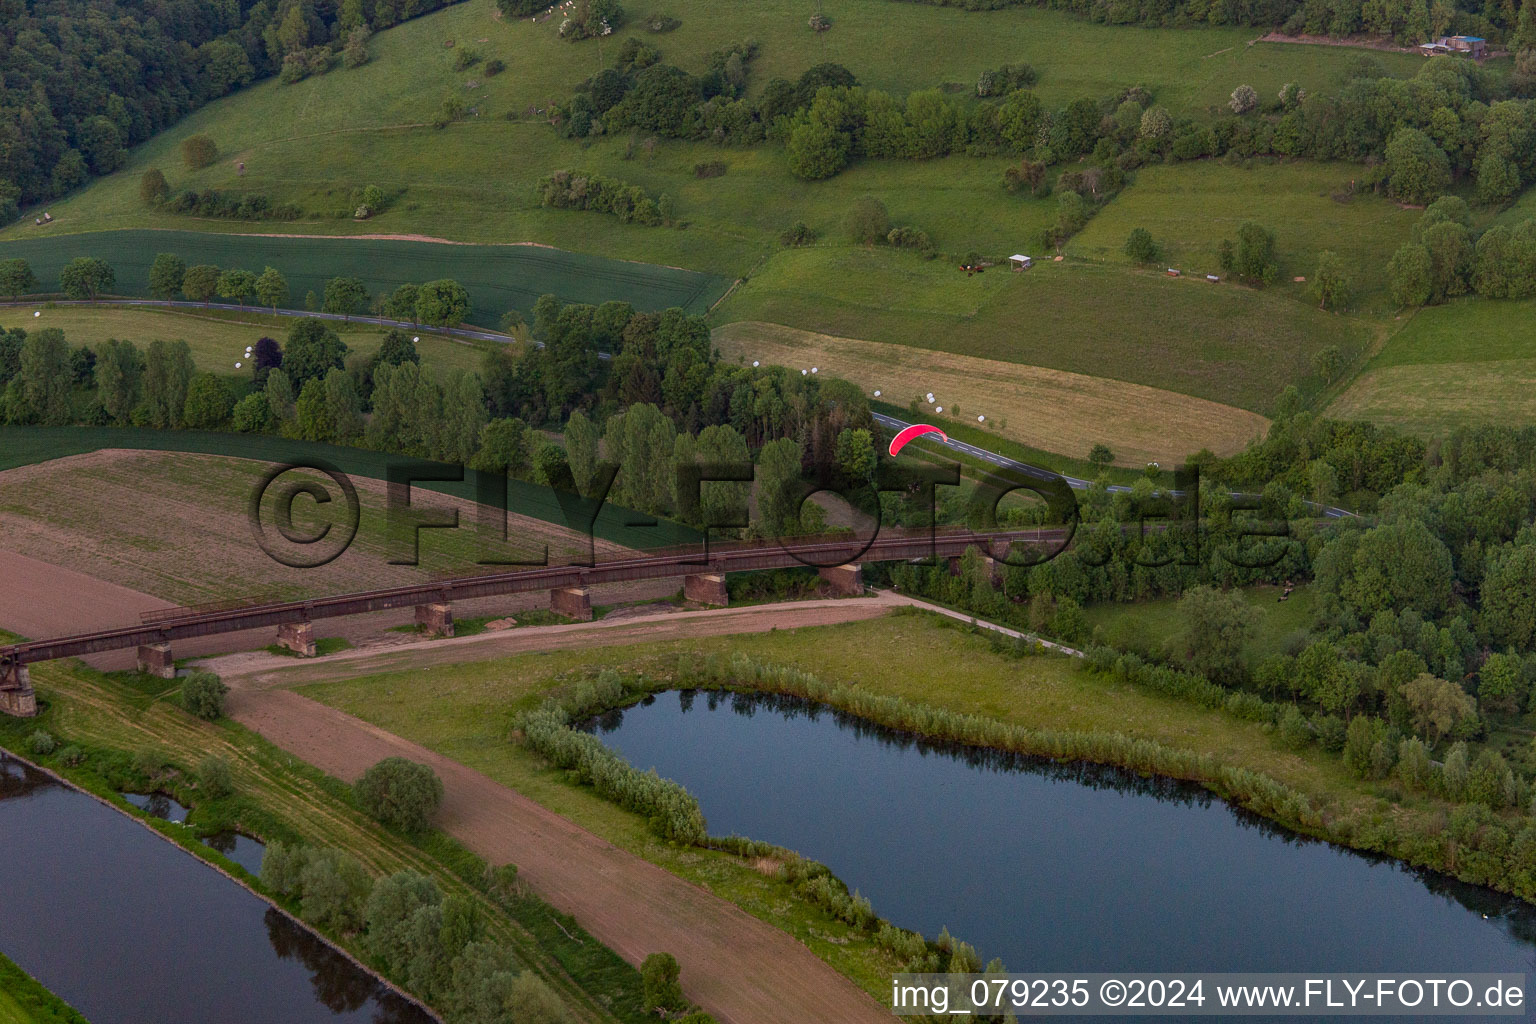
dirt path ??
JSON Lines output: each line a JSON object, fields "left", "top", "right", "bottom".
{"left": 218, "top": 600, "right": 905, "bottom": 1024}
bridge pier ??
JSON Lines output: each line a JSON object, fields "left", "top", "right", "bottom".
{"left": 276, "top": 621, "right": 317, "bottom": 657}
{"left": 550, "top": 587, "right": 593, "bottom": 622}
{"left": 0, "top": 663, "right": 36, "bottom": 718}
{"left": 818, "top": 563, "right": 864, "bottom": 596}
{"left": 414, "top": 603, "right": 455, "bottom": 638}
{"left": 137, "top": 643, "right": 175, "bottom": 680}
{"left": 683, "top": 573, "right": 729, "bottom": 607}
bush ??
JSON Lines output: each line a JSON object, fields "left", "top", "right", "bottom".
{"left": 779, "top": 221, "right": 817, "bottom": 247}
{"left": 180, "top": 134, "right": 217, "bottom": 169}
{"left": 355, "top": 757, "right": 444, "bottom": 832}
{"left": 57, "top": 745, "right": 86, "bottom": 767}
{"left": 27, "top": 729, "right": 56, "bottom": 756}
{"left": 298, "top": 848, "right": 371, "bottom": 930}
{"left": 198, "top": 755, "right": 234, "bottom": 799}
{"left": 180, "top": 671, "right": 229, "bottom": 721}
{"left": 1124, "top": 227, "right": 1159, "bottom": 263}
{"left": 693, "top": 160, "right": 727, "bottom": 178}
{"left": 484, "top": 58, "right": 506, "bottom": 76}
{"left": 886, "top": 226, "right": 931, "bottom": 250}
{"left": 844, "top": 196, "right": 889, "bottom": 246}
{"left": 641, "top": 952, "right": 686, "bottom": 1013}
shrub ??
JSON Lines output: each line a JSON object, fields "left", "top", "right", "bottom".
{"left": 484, "top": 58, "right": 506, "bottom": 76}
{"left": 844, "top": 196, "right": 889, "bottom": 246}
{"left": 1277, "top": 705, "right": 1312, "bottom": 749}
{"left": 198, "top": 755, "right": 234, "bottom": 799}
{"left": 180, "top": 671, "right": 229, "bottom": 721}
{"left": 452, "top": 47, "right": 481, "bottom": 71}
{"left": 57, "top": 745, "right": 86, "bottom": 767}
{"left": 693, "top": 160, "right": 727, "bottom": 178}
{"left": 355, "top": 757, "right": 444, "bottom": 832}
{"left": 779, "top": 221, "right": 817, "bottom": 247}
{"left": 27, "top": 729, "right": 56, "bottom": 756}
{"left": 886, "top": 226, "right": 932, "bottom": 250}
{"left": 180, "top": 134, "right": 217, "bottom": 169}
{"left": 139, "top": 168, "right": 170, "bottom": 205}
{"left": 298, "top": 848, "right": 372, "bottom": 930}
{"left": 642, "top": 953, "right": 686, "bottom": 1013}
{"left": 1124, "top": 227, "right": 1159, "bottom": 263}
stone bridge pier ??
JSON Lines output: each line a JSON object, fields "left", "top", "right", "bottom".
{"left": 414, "top": 603, "right": 455, "bottom": 637}
{"left": 276, "top": 621, "right": 317, "bottom": 657}
{"left": 684, "top": 573, "right": 729, "bottom": 607}
{"left": 137, "top": 642, "right": 175, "bottom": 679}
{"left": 550, "top": 587, "right": 593, "bottom": 622}
{"left": 0, "top": 661, "right": 36, "bottom": 718}
{"left": 818, "top": 563, "right": 864, "bottom": 596}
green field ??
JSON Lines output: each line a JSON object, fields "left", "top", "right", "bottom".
{"left": 715, "top": 246, "right": 1370, "bottom": 413}
{"left": 1327, "top": 299, "right": 1536, "bottom": 435}
{"left": 1069, "top": 160, "right": 1422, "bottom": 310}
{"left": 1, "top": 305, "right": 497, "bottom": 376}
{"left": 1083, "top": 583, "right": 1317, "bottom": 666}
{"left": 0, "top": 231, "right": 728, "bottom": 328}
{"left": 0, "top": 956, "right": 85, "bottom": 1024}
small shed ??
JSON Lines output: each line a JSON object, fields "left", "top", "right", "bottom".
{"left": 1009, "top": 254, "right": 1032, "bottom": 271}
{"left": 1206, "top": 274, "right": 1220, "bottom": 282}
{"left": 1166, "top": 267, "right": 1181, "bottom": 277}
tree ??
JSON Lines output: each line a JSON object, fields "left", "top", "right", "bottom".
{"left": 216, "top": 268, "right": 257, "bottom": 306}
{"left": 1124, "top": 228, "right": 1158, "bottom": 264}
{"left": 182, "top": 372, "right": 235, "bottom": 429}
{"left": 294, "top": 377, "right": 331, "bottom": 441}
{"left": 472, "top": 418, "right": 532, "bottom": 478}
{"left": 139, "top": 167, "right": 170, "bottom": 205}
{"left": 755, "top": 436, "right": 805, "bottom": 537}
{"left": 198, "top": 755, "right": 234, "bottom": 799}
{"left": 182, "top": 264, "right": 221, "bottom": 305}
{"left": 1482, "top": 544, "right": 1536, "bottom": 650}
{"left": 265, "top": 369, "right": 296, "bottom": 423}
{"left": 59, "top": 257, "right": 115, "bottom": 300}
{"left": 1139, "top": 106, "right": 1172, "bottom": 140}
{"left": 6, "top": 329, "right": 72, "bottom": 425}
{"left": 565, "top": 409, "right": 599, "bottom": 494}
{"left": 1388, "top": 243, "right": 1433, "bottom": 307}
{"left": 1478, "top": 652, "right": 1525, "bottom": 715}
{"left": 1310, "top": 251, "right": 1351, "bottom": 311}
{"left": 641, "top": 953, "right": 686, "bottom": 1014}
{"left": 787, "top": 119, "right": 851, "bottom": 180}
{"left": 1176, "top": 586, "right": 1259, "bottom": 684}
{"left": 416, "top": 279, "right": 470, "bottom": 328}
{"left": 96, "top": 339, "right": 144, "bottom": 424}
{"left": 1384, "top": 128, "right": 1451, "bottom": 205}
{"left": 1228, "top": 84, "right": 1258, "bottom": 114}
{"left": 283, "top": 318, "right": 348, "bottom": 388}
{"left": 232, "top": 392, "right": 274, "bottom": 433}
{"left": 181, "top": 134, "right": 218, "bottom": 170}
{"left": 1339, "top": 520, "right": 1454, "bottom": 617}
{"left": 180, "top": 671, "right": 228, "bottom": 720}
{"left": 835, "top": 427, "right": 876, "bottom": 481}
{"left": 1088, "top": 443, "right": 1114, "bottom": 468}
{"left": 148, "top": 253, "right": 186, "bottom": 299}
{"left": 844, "top": 196, "right": 890, "bottom": 247}
{"left": 384, "top": 283, "right": 420, "bottom": 322}
{"left": 299, "top": 849, "right": 371, "bottom": 931}
{"left": 252, "top": 336, "right": 283, "bottom": 387}
{"left": 1403, "top": 673, "right": 1474, "bottom": 745}
{"left": 1476, "top": 152, "right": 1521, "bottom": 205}
{"left": 256, "top": 267, "right": 289, "bottom": 313}
{"left": 1422, "top": 221, "right": 1472, "bottom": 303}
{"left": 365, "top": 870, "right": 442, "bottom": 974}
{"left": 324, "top": 368, "right": 364, "bottom": 441}
{"left": 143, "top": 340, "right": 194, "bottom": 427}
{"left": 0, "top": 259, "right": 37, "bottom": 300}
{"left": 323, "top": 276, "right": 367, "bottom": 320}
{"left": 1231, "top": 222, "right": 1277, "bottom": 285}
{"left": 356, "top": 758, "right": 444, "bottom": 832}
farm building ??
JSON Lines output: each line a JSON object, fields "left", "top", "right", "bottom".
{"left": 1419, "top": 35, "right": 1487, "bottom": 57}
{"left": 1009, "top": 255, "right": 1032, "bottom": 271}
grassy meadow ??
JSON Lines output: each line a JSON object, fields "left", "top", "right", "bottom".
{"left": 0, "top": 230, "right": 728, "bottom": 327}
{"left": 1327, "top": 299, "right": 1536, "bottom": 436}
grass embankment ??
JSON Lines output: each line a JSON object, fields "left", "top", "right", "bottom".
{"left": 0, "top": 655, "right": 650, "bottom": 1024}
{"left": 0, "top": 231, "right": 728, "bottom": 329}
{"left": 1327, "top": 298, "right": 1536, "bottom": 437}
{"left": 3, "top": 304, "right": 498, "bottom": 376}
{"left": 292, "top": 609, "right": 1531, "bottom": 997}
{"left": 1083, "top": 583, "right": 1317, "bottom": 666}
{"left": 0, "top": 956, "right": 88, "bottom": 1024}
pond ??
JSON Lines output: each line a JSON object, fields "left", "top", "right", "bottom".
{"left": 586, "top": 690, "right": 1536, "bottom": 975}
{"left": 0, "top": 756, "right": 433, "bottom": 1024}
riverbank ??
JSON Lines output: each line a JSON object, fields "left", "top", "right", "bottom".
{"left": 0, "top": 952, "right": 89, "bottom": 1024}
{"left": 0, "top": 654, "right": 652, "bottom": 1024}
{"left": 288, "top": 608, "right": 1536, "bottom": 1001}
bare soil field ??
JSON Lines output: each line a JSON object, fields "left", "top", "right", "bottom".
{"left": 714, "top": 321, "right": 1270, "bottom": 464}
{"left": 0, "top": 449, "right": 631, "bottom": 607}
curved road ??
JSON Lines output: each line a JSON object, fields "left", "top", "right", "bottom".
{"left": 4, "top": 299, "right": 1354, "bottom": 518}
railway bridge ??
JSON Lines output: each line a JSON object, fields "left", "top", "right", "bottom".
{"left": 0, "top": 528, "right": 1054, "bottom": 716}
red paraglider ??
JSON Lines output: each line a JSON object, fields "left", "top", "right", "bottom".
{"left": 888, "top": 423, "right": 948, "bottom": 457}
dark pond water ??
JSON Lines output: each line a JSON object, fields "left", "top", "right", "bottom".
{"left": 123, "top": 791, "right": 190, "bottom": 823}
{"left": 0, "top": 756, "right": 433, "bottom": 1024}
{"left": 587, "top": 690, "right": 1536, "bottom": 975}
{"left": 202, "top": 831, "right": 268, "bottom": 875}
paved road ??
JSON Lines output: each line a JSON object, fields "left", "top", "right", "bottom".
{"left": 5, "top": 299, "right": 1354, "bottom": 519}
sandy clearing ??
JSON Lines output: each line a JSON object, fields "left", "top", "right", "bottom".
{"left": 714, "top": 320, "right": 1270, "bottom": 464}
